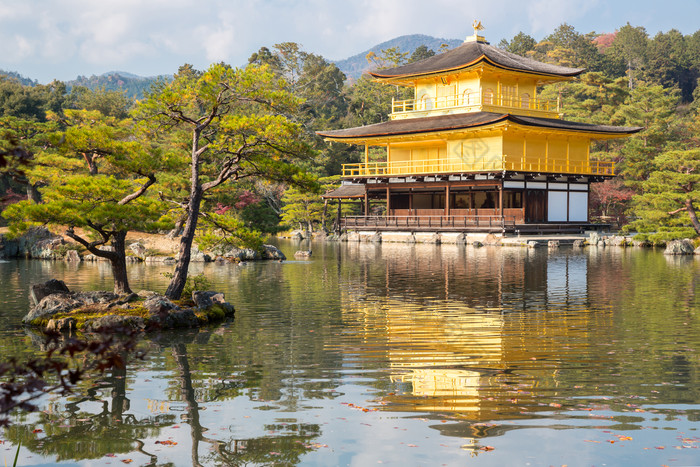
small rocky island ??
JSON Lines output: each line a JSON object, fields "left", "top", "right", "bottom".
{"left": 25, "top": 279, "right": 235, "bottom": 333}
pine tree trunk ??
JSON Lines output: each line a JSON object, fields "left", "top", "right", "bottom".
{"left": 27, "top": 183, "right": 41, "bottom": 203}
{"left": 167, "top": 214, "right": 186, "bottom": 239}
{"left": 165, "top": 129, "right": 203, "bottom": 300}
{"left": 109, "top": 231, "right": 132, "bottom": 295}
{"left": 165, "top": 193, "right": 200, "bottom": 300}
{"left": 322, "top": 199, "right": 328, "bottom": 232}
{"left": 686, "top": 198, "right": 700, "bottom": 235}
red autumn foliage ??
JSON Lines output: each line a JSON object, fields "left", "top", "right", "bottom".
{"left": 593, "top": 32, "right": 617, "bottom": 51}
{"left": 234, "top": 190, "right": 260, "bottom": 210}
{"left": 590, "top": 179, "right": 635, "bottom": 226}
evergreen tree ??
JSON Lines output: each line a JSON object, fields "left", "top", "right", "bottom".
{"left": 135, "top": 63, "right": 317, "bottom": 300}
{"left": 605, "top": 23, "right": 649, "bottom": 88}
{"left": 409, "top": 45, "right": 436, "bottom": 63}
{"left": 498, "top": 32, "right": 537, "bottom": 56}
{"left": 3, "top": 111, "right": 165, "bottom": 293}
{"left": 629, "top": 149, "right": 700, "bottom": 237}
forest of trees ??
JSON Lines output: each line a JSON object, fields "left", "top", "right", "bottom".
{"left": 1, "top": 21, "right": 700, "bottom": 274}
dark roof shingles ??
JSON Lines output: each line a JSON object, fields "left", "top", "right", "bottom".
{"left": 370, "top": 41, "right": 583, "bottom": 79}
{"left": 322, "top": 184, "right": 366, "bottom": 199}
{"left": 316, "top": 112, "right": 642, "bottom": 139}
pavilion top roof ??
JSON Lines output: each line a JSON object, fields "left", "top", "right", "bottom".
{"left": 369, "top": 39, "right": 584, "bottom": 81}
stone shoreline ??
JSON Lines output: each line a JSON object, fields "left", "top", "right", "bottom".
{"left": 284, "top": 230, "right": 700, "bottom": 255}
{"left": 0, "top": 227, "right": 286, "bottom": 262}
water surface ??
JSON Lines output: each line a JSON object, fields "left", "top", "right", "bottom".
{"left": 0, "top": 242, "right": 698, "bottom": 466}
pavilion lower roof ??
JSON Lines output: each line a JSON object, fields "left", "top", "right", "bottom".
{"left": 321, "top": 184, "right": 366, "bottom": 199}
{"left": 316, "top": 112, "right": 643, "bottom": 141}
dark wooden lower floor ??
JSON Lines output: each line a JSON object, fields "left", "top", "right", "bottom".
{"left": 342, "top": 215, "right": 607, "bottom": 234}
{"left": 325, "top": 173, "right": 609, "bottom": 234}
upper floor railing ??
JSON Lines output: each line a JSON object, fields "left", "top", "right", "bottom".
{"left": 342, "top": 155, "right": 614, "bottom": 177}
{"left": 391, "top": 90, "right": 561, "bottom": 119}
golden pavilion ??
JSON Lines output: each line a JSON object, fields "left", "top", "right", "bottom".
{"left": 318, "top": 25, "right": 641, "bottom": 233}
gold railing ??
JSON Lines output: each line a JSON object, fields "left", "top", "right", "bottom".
{"left": 391, "top": 90, "right": 560, "bottom": 117}
{"left": 342, "top": 156, "right": 614, "bottom": 177}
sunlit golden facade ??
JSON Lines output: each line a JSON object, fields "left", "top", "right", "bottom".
{"left": 319, "top": 26, "right": 641, "bottom": 232}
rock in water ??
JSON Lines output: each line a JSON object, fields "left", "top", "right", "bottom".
{"left": 64, "top": 250, "right": 81, "bottom": 262}
{"left": 129, "top": 242, "right": 147, "bottom": 259}
{"left": 192, "top": 291, "right": 234, "bottom": 314}
{"left": 30, "top": 279, "right": 70, "bottom": 306}
{"left": 664, "top": 239, "right": 696, "bottom": 255}
{"left": 262, "top": 244, "right": 286, "bottom": 260}
{"left": 294, "top": 250, "right": 312, "bottom": 258}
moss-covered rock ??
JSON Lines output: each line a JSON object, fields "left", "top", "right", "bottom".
{"left": 25, "top": 280, "right": 234, "bottom": 333}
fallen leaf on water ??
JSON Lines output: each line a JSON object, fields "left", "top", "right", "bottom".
{"left": 407, "top": 444, "right": 418, "bottom": 447}
{"left": 121, "top": 460, "right": 133, "bottom": 464}
{"left": 32, "top": 429, "right": 42, "bottom": 433}
{"left": 155, "top": 440, "right": 178, "bottom": 446}
{"left": 105, "top": 453, "right": 116, "bottom": 457}
{"left": 655, "top": 446, "right": 665, "bottom": 450}
{"left": 480, "top": 446, "right": 495, "bottom": 451}
{"left": 584, "top": 440, "right": 600, "bottom": 443}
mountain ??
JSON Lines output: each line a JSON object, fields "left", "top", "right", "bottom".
{"left": 66, "top": 71, "right": 172, "bottom": 99}
{"left": 0, "top": 34, "right": 465, "bottom": 94}
{"left": 0, "top": 69, "right": 38, "bottom": 86}
{"left": 333, "top": 34, "right": 463, "bottom": 80}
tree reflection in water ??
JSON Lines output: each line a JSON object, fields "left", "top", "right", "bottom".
{"left": 171, "top": 341, "right": 321, "bottom": 466}
{"left": 5, "top": 329, "right": 323, "bottom": 465}
{"left": 4, "top": 356, "right": 169, "bottom": 463}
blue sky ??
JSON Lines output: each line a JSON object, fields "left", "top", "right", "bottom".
{"left": 1, "top": 0, "right": 698, "bottom": 83}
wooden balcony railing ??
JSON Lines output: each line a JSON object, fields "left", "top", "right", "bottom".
{"left": 343, "top": 215, "right": 518, "bottom": 230}
{"left": 342, "top": 155, "right": 614, "bottom": 177}
{"left": 391, "top": 90, "right": 560, "bottom": 118}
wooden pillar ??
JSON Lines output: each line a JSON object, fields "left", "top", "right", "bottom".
{"left": 337, "top": 199, "right": 342, "bottom": 233}
{"left": 587, "top": 182, "right": 591, "bottom": 223}
{"left": 445, "top": 184, "right": 450, "bottom": 217}
{"left": 386, "top": 186, "right": 391, "bottom": 217}
{"left": 364, "top": 192, "right": 369, "bottom": 217}
{"left": 499, "top": 183, "right": 504, "bottom": 227}
{"left": 364, "top": 143, "right": 369, "bottom": 174}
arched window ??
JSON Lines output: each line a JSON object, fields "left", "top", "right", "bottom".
{"left": 419, "top": 94, "right": 433, "bottom": 110}
{"left": 462, "top": 88, "right": 474, "bottom": 106}
{"left": 483, "top": 88, "right": 494, "bottom": 105}
{"left": 521, "top": 92, "right": 530, "bottom": 109}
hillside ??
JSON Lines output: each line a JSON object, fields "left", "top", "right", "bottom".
{"left": 0, "top": 69, "right": 38, "bottom": 86}
{"left": 334, "top": 34, "right": 463, "bottom": 79}
{"left": 66, "top": 71, "right": 171, "bottom": 99}
{"left": 0, "top": 34, "right": 464, "bottom": 91}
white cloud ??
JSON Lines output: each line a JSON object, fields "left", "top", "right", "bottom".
{"left": 0, "top": 0, "right": 695, "bottom": 83}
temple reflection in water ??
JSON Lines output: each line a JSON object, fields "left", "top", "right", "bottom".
{"left": 333, "top": 243, "right": 613, "bottom": 423}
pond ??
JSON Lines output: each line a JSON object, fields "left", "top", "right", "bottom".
{"left": 0, "top": 241, "right": 699, "bottom": 466}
